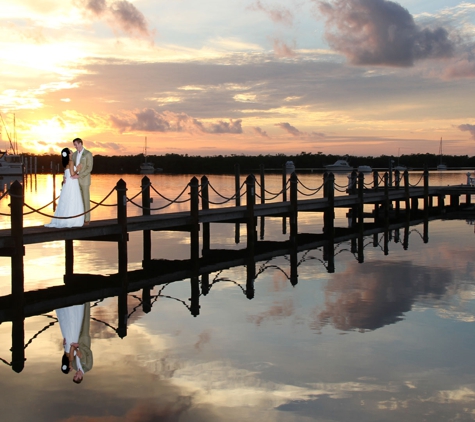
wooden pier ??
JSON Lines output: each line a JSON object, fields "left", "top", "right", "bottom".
{"left": 1, "top": 168, "right": 475, "bottom": 372}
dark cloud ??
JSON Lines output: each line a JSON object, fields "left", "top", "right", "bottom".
{"left": 110, "top": 0, "right": 150, "bottom": 37}
{"left": 317, "top": 0, "right": 455, "bottom": 67}
{"left": 249, "top": 0, "right": 294, "bottom": 26}
{"left": 275, "top": 122, "right": 302, "bottom": 136}
{"left": 110, "top": 108, "right": 243, "bottom": 134}
{"left": 78, "top": 0, "right": 151, "bottom": 38}
{"left": 313, "top": 260, "right": 452, "bottom": 332}
{"left": 253, "top": 127, "right": 270, "bottom": 138}
{"left": 84, "top": 0, "right": 107, "bottom": 15}
{"left": 458, "top": 124, "right": 475, "bottom": 140}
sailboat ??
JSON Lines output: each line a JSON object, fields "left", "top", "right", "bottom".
{"left": 140, "top": 136, "right": 155, "bottom": 174}
{"left": 0, "top": 114, "right": 24, "bottom": 176}
{"left": 437, "top": 138, "right": 448, "bottom": 171}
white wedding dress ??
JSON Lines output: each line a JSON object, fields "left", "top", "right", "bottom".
{"left": 45, "top": 168, "right": 84, "bottom": 228}
{"left": 56, "top": 304, "right": 85, "bottom": 373}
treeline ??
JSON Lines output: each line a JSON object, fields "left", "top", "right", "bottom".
{"left": 26, "top": 152, "right": 475, "bottom": 174}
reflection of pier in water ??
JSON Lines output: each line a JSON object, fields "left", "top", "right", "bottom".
{"left": 0, "top": 208, "right": 470, "bottom": 373}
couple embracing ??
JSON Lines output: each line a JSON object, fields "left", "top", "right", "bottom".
{"left": 45, "top": 138, "right": 93, "bottom": 228}
{"left": 56, "top": 302, "right": 93, "bottom": 384}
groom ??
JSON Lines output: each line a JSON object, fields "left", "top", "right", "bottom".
{"left": 71, "top": 302, "right": 93, "bottom": 383}
{"left": 72, "top": 138, "right": 93, "bottom": 225}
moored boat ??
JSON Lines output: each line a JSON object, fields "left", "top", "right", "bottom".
{"left": 140, "top": 136, "right": 155, "bottom": 174}
{"left": 357, "top": 165, "right": 372, "bottom": 173}
{"left": 0, "top": 113, "right": 24, "bottom": 176}
{"left": 285, "top": 161, "right": 295, "bottom": 174}
{"left": 325, "top": 159, "right": 353, "bottom": 172}
{"left": 0, "top": 150, "right": 24, "bottom": 175}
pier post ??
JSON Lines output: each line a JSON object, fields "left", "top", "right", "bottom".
{"left": 190, "top": 276, "right": 200, "bottom": 317}
{"left": 246, "top": 253, "right": 255, "bottom": 299}
{"left": 65, "top": 239, "right": 73, "bottom": 276}
{"left": 290, "top": 172, "right": 298, "bottom": 240}
{"left": 350, "top": 170, "right": 357, "bottom": 228}
{"left": 234, "top": 164, "right": 240, "bottom": 244}
{"left": 116, "top": 179, "right": 128, "bottom": 338}
{"left": 201, "top": 175, "right": 210, "bottom": 253}
{"left": 190, "top": 177, "right": 200, "bottom": 263}
{"left": 373, "top": 170, "right": 379, "bottom": 191}
{"left": 201, "top": 273, "right": 210, "bottom": 296}
{"left": 395, "top": 170, "right": 400, "bottom": 217}
{"left": 246, "top": 175, "right": 256, "bottom": 251}
{"left": 450, "top": 194, "right": 459, "bottom": 208}
{"left": 282, "top": 164, "right": 287, "bottom": 234}
{"left": 260, "top": 164, "right": 265, "bottom": 205}
{"left": 259, "top": 164, "right": 265, "bottom": 240}
{"left": 384, "top": 172, "right": 390, "bottom": 223}
{"left": 290, "top": 242, "right": 298, "bottom": 286}
{"left": 357, "top": 172, "right": 364, "bottom": 234}
{"left": 117, "top": 179, "right": 128, "bottom": 287}
{"left": 404, "top": 171, "right": 410, "bottom": 218}
{"left": 10, "top": 181, "right": 25, "bottom": 372}
{"left": 373, "top": 171, "right": 380, "bottom": 221}
{"left": 323, "top": 172, "right": 335, "bottom": 236}
{"left": 423, "top": 166, "right": 429, "bottom": 217}
{"left": 141, "top": 176, "right": 151, "bottom": 269}
{"left": 142, "top": 287, "right": 151, "bottom": 313}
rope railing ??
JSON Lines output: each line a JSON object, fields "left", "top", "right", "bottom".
{"left": 150, "top": 182, "right": 191, "bottom": 205}
{"left": 408, "top": 173, "right": 424, "bottom": 187}
{"left": 0, "top": 189, "right": 9, "bottom": 201}
{"left": 296, "top": 178, "right": 324, "bottom": 193}
{"left": 25, "top": 185, "right": 117, "bottom": 220}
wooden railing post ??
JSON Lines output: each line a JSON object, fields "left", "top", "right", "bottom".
{"left": 116, "top": 178, "right": 128, "bottom": 338}
{"left": 384, "top": 172, "right": 390, "bottom": 222}
{"left": 373, "top": 170, "right": 379, "bottom": 191}
{"left": 404, "top": 170, "right": 410, "bottom": 218}
{"left": 10, "top": 180, "right": 25, "bottom": 373}
{"left": 424, "top": 166, "right": 429, "bottom": 217}
{"left": 282, "top": 164, "right": 287, "bottom": 203}
{"left": 290, "top": 172, "right": 298, "bottom": 240}
{"left": 260, "top": 164, "right": 265, "bottom": 205}
{"left": 190, "top": 176, "right": 199, "bottom": 264}
{"left": 201, "top": 175, "right": 210, "bottom": 253}
{"left": 357, "top": 172, "right": 364, "bottom": 233}
{"left": 234, "top": 164, "right": 240, "bottom": 244}
{"left": 141, "top": 176, "right": 151, "bottom": 268}
{"left": 324, "top": 172, "right": 335, "bottom": 237}
{"left": 395, "top": 169, "right": 400, "bottom": 217}
{"left": 246, "top": 174, "right": 256, "bottom": 250}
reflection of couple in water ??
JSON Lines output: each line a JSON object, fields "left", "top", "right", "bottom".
{"left": 56, "top": 302, "right": 93, "bottom": 384}
{"left": 45, "top": 138, "right": 93, "bottom": 228}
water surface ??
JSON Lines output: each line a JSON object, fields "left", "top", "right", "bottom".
{"left": 1, "top": 171, "right": 475, "bottom": 421}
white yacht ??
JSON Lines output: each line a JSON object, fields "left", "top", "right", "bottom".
{"left": 325, "top": 159, "right": 353, "bottom": 172}
{"left": 357, "top": 165, "right": 372, "bottom": 173}
{"left": 0, "top": 150, "right": 24, "bottom": 175}
{"left": 0, "top": 114, "right": 24, "bottom": 176}
{"left": 285, "top": 161, "right": 296, "bottom": 174}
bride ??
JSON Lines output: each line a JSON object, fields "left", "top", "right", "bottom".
{"left": 56, "top": 303, "right": 86, "bottom": 382}
{"left": 45, "top": 148, "right": 85, "bottom": 228}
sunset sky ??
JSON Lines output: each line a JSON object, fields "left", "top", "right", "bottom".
{"left": 0, "top": 0, "right": 474, "bottom": 157}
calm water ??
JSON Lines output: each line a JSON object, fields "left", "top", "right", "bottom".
{"left": 1, "top": 171, "right": 475, "bottom": 421}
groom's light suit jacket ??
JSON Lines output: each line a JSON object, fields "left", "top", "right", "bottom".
{"left": 72, "top": 302, "right": 93, "bottom": 373}
{"left": 72, "top": 148, "right": 93, "bottom": 187}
